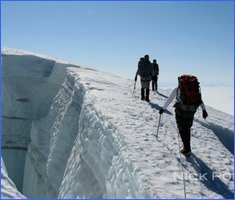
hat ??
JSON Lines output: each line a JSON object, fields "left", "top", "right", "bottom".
{"left": 144, "top": 54, "right": 149, "bottom": 59}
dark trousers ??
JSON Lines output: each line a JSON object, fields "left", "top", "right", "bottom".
{"left": 175, "top": 113, "right": 194, "bottom": 152}
{"left": 151, "top": 75, "right": 158, "bottom": 91}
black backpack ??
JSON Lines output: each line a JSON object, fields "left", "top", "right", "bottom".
{"left": 138, "top": 60, "right": 152, "bottom": 78}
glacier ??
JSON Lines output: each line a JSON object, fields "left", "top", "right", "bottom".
{"left": 1, "top": 48, "right": 234, "bottom": 198}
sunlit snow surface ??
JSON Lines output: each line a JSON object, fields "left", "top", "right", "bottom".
{"left": 1, "top": 48, "right": 234, "bottom": 198}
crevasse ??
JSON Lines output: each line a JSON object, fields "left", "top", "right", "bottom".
{"left": 2, "top": 49, "right": 152, "bottom": 198}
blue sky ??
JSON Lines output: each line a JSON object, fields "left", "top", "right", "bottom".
{"left": 1, "top": 1, "right": 234, "bottom": 87}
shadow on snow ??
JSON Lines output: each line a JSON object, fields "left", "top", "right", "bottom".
{"left": 195, "top": 118, "right": 234, "bottom": 155}
{"left": 149, "top": 102, "right": 172, "bottom": 116}
{"left": 189, "top": 154, "right": 234, "bottom": 199}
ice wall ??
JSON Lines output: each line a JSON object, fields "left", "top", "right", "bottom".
{"left": 58, "top": 70, "right": 151, "bottom": 198}
{"left": 23, "top": 69, "right": 151, "bottom": 198}
{"left": 23, "top": 76, "right": 81, "bottom": 198}
{"left": 1, "top": 48, "right": 70, "bottom": 192}
{"left": 2, "top": 49, "right": 151, "bottom": 198}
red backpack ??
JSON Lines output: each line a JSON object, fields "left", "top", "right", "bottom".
{"left": 178, "top": 75, "right": 202, "bottom": 106}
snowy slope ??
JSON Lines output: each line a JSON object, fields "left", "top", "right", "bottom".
{"left": 1, "top": 48, "right": 234, "bottom": 199}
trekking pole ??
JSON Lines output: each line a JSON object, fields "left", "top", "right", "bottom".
{"left": 177, "top": 131, "right": 187, "bottom": 199}
{"left": 156, "top": 114, "right": 162, "bottom": 138}
{"left": 133, "top": 81, "right": 136, "bottom": 93}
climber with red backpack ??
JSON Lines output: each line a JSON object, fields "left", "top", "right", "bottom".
{"left": 159, "top": 75, "right": 208, "bottom": 156}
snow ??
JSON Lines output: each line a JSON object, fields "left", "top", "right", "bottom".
{"left": 1, "top": 48, "right": 234, "bottom": 198}
{"left": 1, "top": 158, "right": 26, "bottom": 199}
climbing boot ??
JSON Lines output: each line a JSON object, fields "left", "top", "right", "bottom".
{"left": 145, "top": 89, "right": 150, "bottom": 102}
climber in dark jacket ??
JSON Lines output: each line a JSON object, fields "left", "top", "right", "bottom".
{"left": 135, "top": 55, "right": 152, "bottom": 102}
{"left": 151, "top": 59, "right": 159, "bottom": 91}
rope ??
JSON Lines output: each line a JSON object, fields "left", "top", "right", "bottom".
{"left": 157, "top": 113, "right": 187, "bottom": 198}
{"left": 156, "top": 90, "right": 205, "bottom": 198}
{"left": 174, "top": 115, "right": 206, "bottom": 198}
{"left": 176, "top": 129, "right": 187, "bottom": 199}
{"left": 169, "top": 117, "right": 187, "bottom": 199}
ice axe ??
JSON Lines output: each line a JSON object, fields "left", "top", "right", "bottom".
{"left": 133, "top": 81, "right": 136, "bottom": 93}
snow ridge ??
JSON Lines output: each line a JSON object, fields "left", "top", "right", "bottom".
{"left": 1, "top": 48, "right": 234, "bottom": 198}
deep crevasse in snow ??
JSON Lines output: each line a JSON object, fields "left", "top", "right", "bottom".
{"left": 23, "top": 68, "right": 153, "bottom": 198}
{"left": 1, "top": 48, "right": 234, "bottom": 199}
{"left": 1, "top": 48, "right": 69, "bottom": 196}
{"left": 2, "top": 49, "right": 153, "bottom": 198}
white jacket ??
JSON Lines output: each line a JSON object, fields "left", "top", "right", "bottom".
{"left": 162, "top": 87, "right": 206, "bottom": 111}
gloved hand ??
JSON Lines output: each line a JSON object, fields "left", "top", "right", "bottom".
{"left": 159, "top": 108, "right": 164, "bottom": 114}
{"left": 202, "top": 110, "right": 208, "bottom": 119}
{"left": 134, "top": 76, "right": 137, "bottom": 81}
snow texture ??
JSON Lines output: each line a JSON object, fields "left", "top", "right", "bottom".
{"left": 1, "top": 158, "right": 26, "bottom": 199}
{"left": 1, "top": 48, "right": 234, "bottom": 199}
